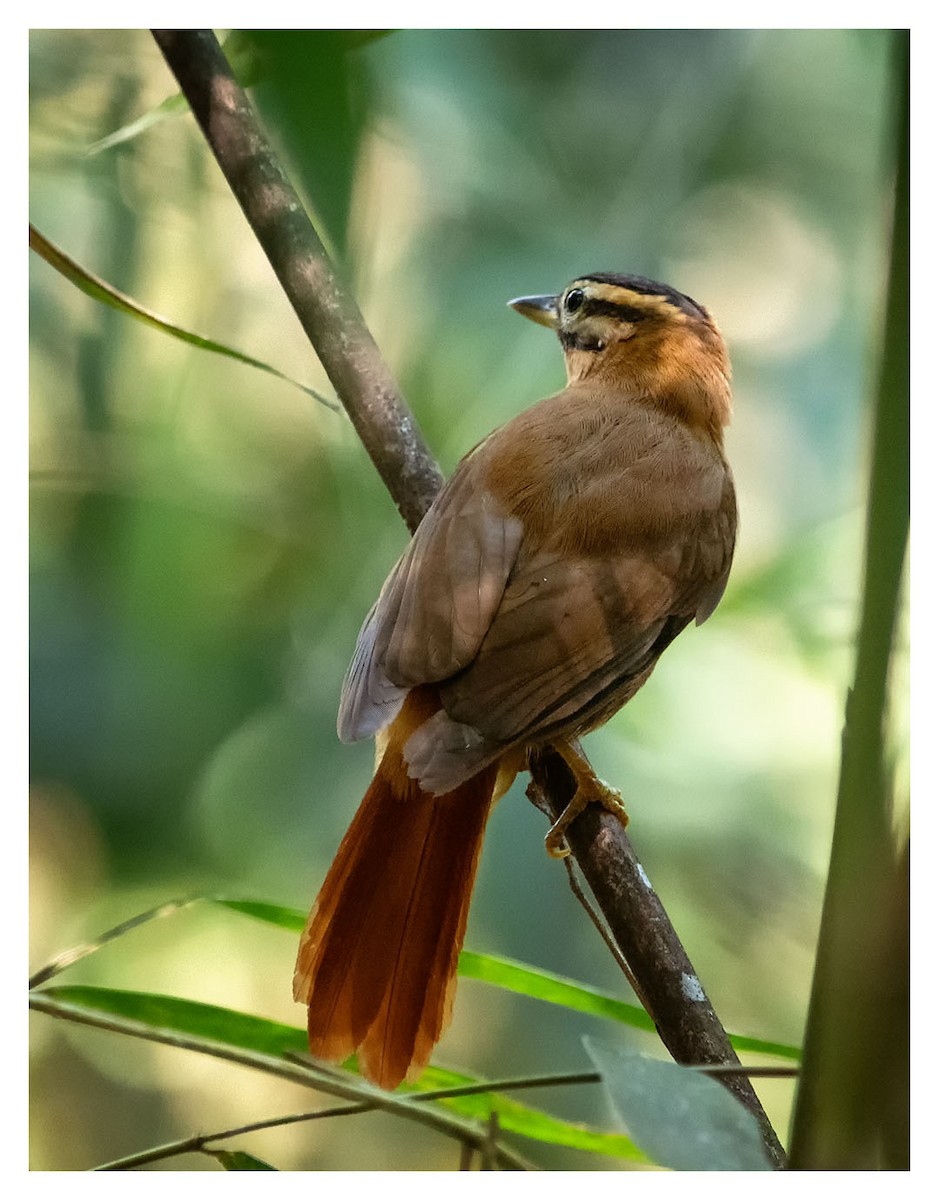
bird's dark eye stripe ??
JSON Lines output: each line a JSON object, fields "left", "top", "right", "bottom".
{"left": 581, "top": 298, "right": 647, "bottom": 323}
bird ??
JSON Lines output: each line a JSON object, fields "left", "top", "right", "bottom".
{"left": 293, "top": 271, "right": 737, "bottom": 1090}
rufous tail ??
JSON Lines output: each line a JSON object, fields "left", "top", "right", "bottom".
{"left": 293, "top": 690, "right": 498, "bottom": 1090}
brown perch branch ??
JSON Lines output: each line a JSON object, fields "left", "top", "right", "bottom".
{"left": 151, "top": 28, "right": 785, "bottom": 1168}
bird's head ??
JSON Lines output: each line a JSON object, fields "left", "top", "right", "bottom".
{"left": 509, "top": 272, "right": 732, "bottom": 435}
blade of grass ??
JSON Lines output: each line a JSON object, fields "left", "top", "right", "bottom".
{"left": 213, "top": 897, "right": 306, "bottom": 932}
{"left": 86, "top": 92, "right": 189, "bottom": 155}
{"left": 31, "top": 986, "right": 640, "bottom": 1160}
{"left": 213, "top": 896, "right": 800, "bottom": 1061}
{"left": 36, "top": 985, "right": 307, "bottom": 1055}
{"left": 86, "top": 33, "right": 263, "bottom": 156}
{"left": 208, "top": 1149, "right": 277, "bottom": 1170}
{"left": 28, "top": 897, "right": 199, "bottom": 989}
{"left": 411, "top": 1062, "right": 646, "bottom": 1161}
{"left": 29, "top": 988, "right": 532, "bottom": 1169}
{"left": 29, "top": 224, "right": 338, "bottom": 411}
{"left": 30, "top": 894, "right": 800, "bottom": 1064}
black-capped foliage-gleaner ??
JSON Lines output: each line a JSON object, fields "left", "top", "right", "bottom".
{"left": 294, "top": 273, "right": 737, "bottom": 1089}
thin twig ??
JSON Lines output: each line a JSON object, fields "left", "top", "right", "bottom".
{"left": 561, "top": 849, "right": 650, "bottom": 1014}
{"left": 29, "top": 992, "right": 533, "bottom": 1171}
{"left": 150, "top": 28, "right": 785, "bottom": 1169}
{"left": 93, "top": 1058, "right": 798, "bottom": 1171}
{"left": 698, "top": 1065, "right": 798, "bottom": 1078}
{"left": 35, "top": 970, "right": 793, "bottom": 1173}
{"left": 285, "top": 1058, "right": 603, "bottom": 1099}
{"left": 94, "top": 1095, "right": 531, "bottom": 1172}
{"left": 480, "top": 1112, "right": 501, "bottom": 1171}
{"left": 287, "top": 1059, "right": 798, "bottom": 1092}
{"left": 93, "top": 1058, "right": 797, "bottom": 1171}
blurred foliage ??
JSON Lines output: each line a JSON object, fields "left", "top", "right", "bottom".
{"left": 29, "top": 28, "right": 904, "bottom": 1170}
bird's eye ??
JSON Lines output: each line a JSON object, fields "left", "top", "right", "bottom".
{"left": 564, "top": 288, "right": 585, "bottom": 314}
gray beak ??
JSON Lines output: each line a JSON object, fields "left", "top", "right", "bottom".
{"left": 507, "top": 293, "right": 559, "bottom": 329}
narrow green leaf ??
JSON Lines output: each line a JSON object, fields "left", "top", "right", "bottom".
{"left": 242, "top": 31, "right": 371, "bottom": 257}
{"left": 29, "top": 898, "right": 200, "bottom": 990}
{"left": 410, "top": 1064, "right": 647, "bottom": 1162}
{"left": 35, "top": 986, "right": 640, "bottom": 1158}
{"left": 86, "top": 33, "right": 262, "bottom": 157}
{"left": 215, "top": 896, "right": 306, "bottom": 933}
{"left": 459, "top": 949, "right": 655, "bottom": 1033}
{"left": 585, "top": 1040, "right": 773, "bottom": 1171}
{"left": 213, "top": 896, "right": 800, "bottom": 1061}
{"left": 28, "top": 225, "right": 338, "bottom": 411}
{"left": 208, "top": 1149, "right": 277, "bottom": 1171}
{"left": 41, "top": 985, "right": 310, "bottom": 1057}
{"left": 86, "top": 92, "right": 189, "bottom": 155}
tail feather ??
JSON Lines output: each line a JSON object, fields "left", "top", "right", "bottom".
{"left": 294, "top": 697, "right": 497, "bottom": 1089}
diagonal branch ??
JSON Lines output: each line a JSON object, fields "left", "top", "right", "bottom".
{"left": 150, "top": 29, "right": 442, "bottom": 535}
{"left": 151, "top": 28, "right": 784, "bottom": 1167}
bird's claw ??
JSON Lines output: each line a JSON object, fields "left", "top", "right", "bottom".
{"left": 544, "top": 775, "right": 628, "bottom": 858}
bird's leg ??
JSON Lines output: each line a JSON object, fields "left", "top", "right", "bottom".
{"left": 543, "top": 739, "right": 629, "bottom": 859}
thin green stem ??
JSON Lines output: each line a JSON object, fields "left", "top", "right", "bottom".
{"left": 788, "top": 30, "right": 909, "bottom": 1170}
{"left": 94, "top": 1098, "right": 535, "bottom": 1172}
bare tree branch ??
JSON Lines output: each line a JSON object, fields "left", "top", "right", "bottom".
{"left": 529, "top": 761, "right": 783, "bottom": 1162}
{"left": 150, "top": 29, "right": 443, "bottom": 534}
{"left": 151, "top": 28, "right": 785, "bottom": 1168}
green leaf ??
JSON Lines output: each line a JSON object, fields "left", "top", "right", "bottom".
{"left": 459, "top": 949, "right": 655, "bottom": 1033}
{"left": 241, "top": 31, "right": 377, "bottom": 258}
{"left": 208, "top": 1149, "right": 277, "bottom": 1171}
{"left": 410, "top": 1063, "right": 647, "bottom": 1162}
{"left": 42, "top": 985, "right": 310, "bottom": 1057}
{"left": 462, "top": 953, "right": 800, "bottom": 1061}
{"left": 214, "top": 896, "right": 306, "bottom": 933}
{"left": 213, "top": 896, "right": 801, "bottom": 1061}
{"left": 35, "top": 986, "right": 641, "bottom": 1159}
{"left": 584, "top": 1040, "right": 774, "bottom": 1171}
{"left": 86, "top": 33, "right": 263, "bottom": 157}
{"left": 86, "top": 92, "right": 189, "bottom": 155}
{"left": 28, "top": 225, "right": 338, "bottom": 411}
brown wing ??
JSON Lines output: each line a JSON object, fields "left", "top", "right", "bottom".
{"left": 341, "top": 387, "right": 736, "bottom": 789}
{"left": 440, "top": 550, "right": 680, "bottom": 743}
{"left": 441, "top": 475, "right": 736, "bottom": 747}
{"left": 337, "top": 452, "right": 524, "bottom": 742}
{"left": 402, "top": 394, "right": 737, "bottom": 792}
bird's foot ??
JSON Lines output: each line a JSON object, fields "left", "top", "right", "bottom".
{"left": 543, "top": 741, "right": 629, "bottom": 858}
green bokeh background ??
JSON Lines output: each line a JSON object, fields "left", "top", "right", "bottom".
{"left": 29, "top": 28, "right": 904, "bottom": 1170}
